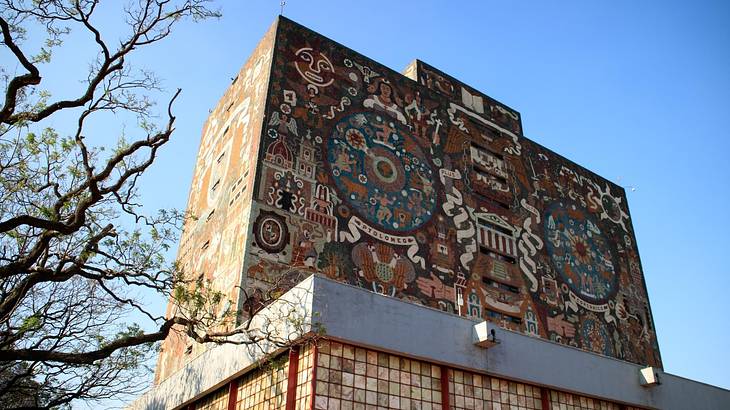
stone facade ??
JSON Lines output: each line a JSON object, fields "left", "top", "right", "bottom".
{"left": 246, "top": 17, "right": 660, "bottom": 368}
{"left": 183, "top": 340, "right": 651, "bottom": 410}
{"left": 154, "top": 16, "right": 276, "bottom": 383}
{"left": 155, "top": 15, "right": 662, "bottom": 385}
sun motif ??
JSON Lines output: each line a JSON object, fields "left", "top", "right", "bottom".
{"left": 569, "top": 234, "right": 593, "bottom": 265}
{"left": 596, "top": 183, "right": 630, "bottom": 232}
{"left": 345, "top": 128, "right": 367, "bottom": 151}
{"left": 544, "top": 201, "right": 619, "bottom": 304}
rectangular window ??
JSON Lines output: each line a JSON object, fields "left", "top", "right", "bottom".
{"left": 482, "top": 277, "right": 520, "bottom": 294}
{"left": 231, "top": 176, "right": 243, "bottom": 191}
{"left": 480, "top": 247, "right": 516, "bottom": 264}
{"left": 469, "top": 138, "right": 513, "bottom": 208}
{"left": 485, "top": 309, "right": 522, "bottom": 325}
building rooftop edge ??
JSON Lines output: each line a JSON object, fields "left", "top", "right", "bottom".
{"left": 132, "top": 275, "right": 728, "bottom": 410}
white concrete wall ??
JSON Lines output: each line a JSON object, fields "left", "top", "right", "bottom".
{"left": 128, "top": 277, "right": 315, "bottom": 410}
{"left": 311, "top": 275, "right": 729, "bottom": 410}
{"left": 132, "top": 275, "right": 729, "bottom": 410}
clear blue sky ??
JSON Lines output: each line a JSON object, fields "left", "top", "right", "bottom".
{"left": 26, "top": 0, "right": 730, "bottom": 395}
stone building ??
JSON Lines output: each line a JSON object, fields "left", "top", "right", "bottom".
{"left": 132, "top": 16, "right": 729, "bottom": 410}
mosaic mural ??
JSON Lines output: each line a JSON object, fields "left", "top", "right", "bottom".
{"left": 179, "top": 339, "right": 649, "bottom": 410}
{"left": 155, "top": 20, "right": 276, "bottom": 383}
{"left": 244, "top": 17, "right": 661, "bottom": 368}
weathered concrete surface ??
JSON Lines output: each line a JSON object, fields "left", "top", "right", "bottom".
{"left": 128, "top": 277, "right": 315, "bottom": 410}
{"left": 312, "top": 275, "right": 730, "bottom": 410}
{"left": 132, "top": 275, "right": 729, "bottom": 410}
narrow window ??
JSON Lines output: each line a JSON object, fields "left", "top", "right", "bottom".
{"left": 469, "top": 136, "right": 513, "bottom": 208}
{"left": 482, "top": 277, "right": 520, "bottom": 294}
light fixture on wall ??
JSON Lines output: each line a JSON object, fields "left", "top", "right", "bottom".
{"left": 639, "top": 367, "right": 662, "bottom": 387}
{"left": 473, "top": 321, "right": 500, "bottom": 349}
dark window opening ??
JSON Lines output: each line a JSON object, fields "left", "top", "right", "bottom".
{"left": 472, "top": 163, "right": 508, "bottom": 186}
{"left": 474, "top": 191, "right": 511, "bottom": 210}
{"left": 470, "top": 141, "right": 504, "bottom": 160}
{"left": 479, "top": 246, "right": 516, "bottom": 264}
{"left": 485, "top": 308, "right": 522, "bottom": 325}
{"left": 482, "top": 277, "right": 520, "bottom": 293}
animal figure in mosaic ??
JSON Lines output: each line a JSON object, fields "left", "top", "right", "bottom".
{"left": 352, "top": 242, "right": 415, "bottom": 296}
{"left": 244, "top": 20, "right": 663, "bottom": 368}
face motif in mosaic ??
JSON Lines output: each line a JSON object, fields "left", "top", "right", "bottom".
{"left": 294, "top": 47, "right": 335, "bottom": 88}
{"left": 244, "top": 18, "right": 662, "bottom": 368}
{"left": 253, "top": 210, "right": 290, "bottom": 254}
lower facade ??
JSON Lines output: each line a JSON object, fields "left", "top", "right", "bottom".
{"left": 132, "top": 276, "right": 730, "bottom": 410}
{"left": 188, "top": 339, "right": 646, "bottom": 410}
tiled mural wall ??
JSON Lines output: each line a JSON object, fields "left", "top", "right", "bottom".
{"left": 548, "top": 391, "right": 620, "bottom": 410}
{"left": 448, "top": 369, "right": 543, "bottom": 410}
{"left": 246, "top": 17, "right": 661, "bottom": 367}
{"left": 235, "top": 358, "right": 289, "bottom": 410}
{"left": 155, "top": 20, "right": 277, "bottom": 383}
{"left": 185, "top": 340, "right": 647, "bottom": 410}
{"left": 294, "top": 344, "right": 316, "bottom": 410}
{"left": 313, "top": 341, "right": 443, "bottom": 409}
{"left": 195, "top": 386, "right": 228, "bottom": 410}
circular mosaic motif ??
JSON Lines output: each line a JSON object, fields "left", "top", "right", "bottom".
{"left": 327, "top": 112, "right": 437, "bottom": 232}
{"left": 601, "top": 194, "right": 622, "bottom": 223}
{"left": 253, "top": 210, "right": 289, "bottom": 253}
{"left": 543, "top": 202, "right": 619, "bottom": 304}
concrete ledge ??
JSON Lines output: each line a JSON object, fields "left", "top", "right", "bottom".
{"left": 311, "top": 275, "right": 730, "bottom": 410}
{"left": 132, "top": 275, "right": 729, "bottom": 410}
{"left": 128, "top": 277, "right": 315, "bottom": 410}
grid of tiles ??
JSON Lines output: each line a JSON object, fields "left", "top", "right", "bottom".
{"left": 195, "top": 386, "right": 228, "bottom": 410}
{"left": 235, "top": 358, "right": 289, "bottom": 410}
{"left": 294, "top": 344, "right": 315, "bottom": 410}
{"left": 548, "top": 390, "right": 620, "bottom": 410}
{"left": 313, "top": 341, "right": 442, "bottom": 410}
{"left": 448, "top": 369, "right": 543, "bottom": 410}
